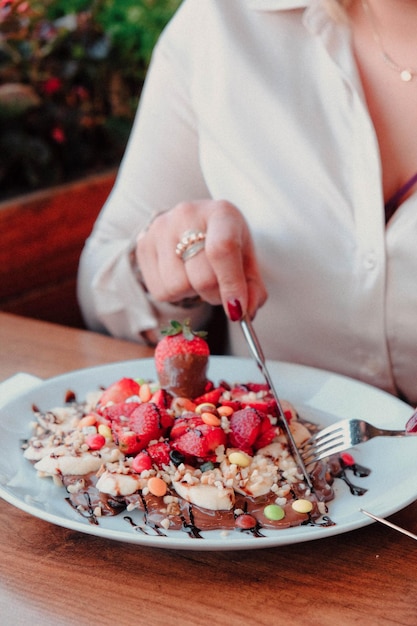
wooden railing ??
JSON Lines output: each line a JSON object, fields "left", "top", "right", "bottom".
{"left": 0, "top": 169, "right": 116, "bottom": 328}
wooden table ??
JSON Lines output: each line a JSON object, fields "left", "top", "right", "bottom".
{"left": 0, "top": 312, "right": 416, "bottom": 626}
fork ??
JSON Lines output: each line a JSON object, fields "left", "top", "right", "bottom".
{"left": 300, "top": 418, "right": 409, "bottom": 465}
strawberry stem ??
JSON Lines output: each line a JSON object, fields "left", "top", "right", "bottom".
{"left": 161, "top": 319, "right": 208, "bottom": 340}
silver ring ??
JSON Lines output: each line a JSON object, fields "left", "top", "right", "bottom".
{"left": 175, "top": 230, "right": 206, "bottom": 262}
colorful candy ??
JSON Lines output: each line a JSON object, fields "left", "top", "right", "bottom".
{"left": 263, "top": 504, "right": 285, "bottom": 521}
{"left": 291, "top": 499, "right": 313, "bottom": 514}
{"left": 147, "top": 476, "right": 168, "bottom": 497}
{"left": 235, "top": 514, "right": 257, "bottom": 529}
{"left": 228, "top": 451, "right": 251, "bottom": 468}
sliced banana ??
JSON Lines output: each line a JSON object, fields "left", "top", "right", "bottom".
{"left": 34, "top": 447, "right": 123, "bottom": 476}
{"left": 96, "top": 470, "right": 146, "bottom": 497}
{"left": 221, "top": 453, "right": 278, "bottom": 498}
{"left": 289, "top": 418, "right": 312, "bottom": 446}
{"left": 172, "top": 479, "right": 235, "bottom": 511}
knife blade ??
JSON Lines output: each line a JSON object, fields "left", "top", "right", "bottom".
{"left": 240, "top": 314, "right": 314, "bottom": 492}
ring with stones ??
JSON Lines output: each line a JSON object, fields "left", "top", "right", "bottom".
{"left": 175, "top": 230, "right": 206, "bottom": 262}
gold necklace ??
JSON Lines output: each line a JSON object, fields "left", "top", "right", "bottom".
{"left": 360, "top": 0, "right": 417, "bottom": 82}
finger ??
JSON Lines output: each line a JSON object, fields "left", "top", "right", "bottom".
{"left": 137, "top": 216, "right": 194, "bottom": 301}
{"left": 203, "top": 203, "right": 266, "bottom": 319}
{"left": 183, "top": 252, "right": 221, "bottom": 305}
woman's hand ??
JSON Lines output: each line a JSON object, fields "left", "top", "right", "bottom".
{"left": 136, "top": 199, "right": 267, "bottom": 320}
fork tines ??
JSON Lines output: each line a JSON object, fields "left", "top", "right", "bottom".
{"left": 301, "top": 425, "right": 348, "bottom": 465}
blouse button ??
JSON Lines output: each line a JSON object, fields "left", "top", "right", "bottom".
{"left": 364, "top": 251, "right": 377, "bottom": 270}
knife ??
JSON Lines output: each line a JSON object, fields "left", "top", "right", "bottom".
{"left": 360, "top": 509, "right": 417, "bottom": 541}
{"left": 240, "top": 314, "right": 314, "bottom": 492}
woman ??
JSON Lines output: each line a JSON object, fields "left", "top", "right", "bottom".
{"left": 78, "top": 0, "right": 417, "bottom": 404}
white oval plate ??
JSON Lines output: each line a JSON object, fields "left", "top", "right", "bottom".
{"left": 0, "top": 357, "right": 416, "bottom": 551}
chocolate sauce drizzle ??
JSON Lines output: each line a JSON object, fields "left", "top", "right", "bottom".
{"left": 336, "top": 460, "right": 370, "bottom": 497}
{"left": 124, "top": 516, "right": 167, "bottom": 537}
{"left": 62, "top": 453, "right": 371, "bottom": 540}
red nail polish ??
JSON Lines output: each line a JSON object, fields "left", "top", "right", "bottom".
{"left": 227, "top": 299, "right": 243, "bottom": 322}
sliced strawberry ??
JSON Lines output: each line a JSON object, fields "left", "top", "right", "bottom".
{"left": 147, "top": 441, "right": 171, "bottom": 468}
{"left": 128, "top": 403, "right": 174, "bottom": 449}
{"left": 203, "top": 423, "right": 227, "bottom": 452}
{"left": 283, "top": 409, "right": 294, "bottom": 423}
{"left": 150, "top": 388, "right": 173, "bottom": 409}
{"left": 170, "top": 414, "right": 203, "bottom": 440}
{"left": 193, "top": 386, "right": 226, "bottom": 406}
{"left": 225, "top": 385, "right": 278, "bottom": 416}
{"left": 219, "top": 399, "right": 242, "bottom": 412}
{"left": 228, "top": 407, "right": 265, "bottom": 454}
{"left": 245, "top": 383, "right": 270, "bottom": 393}
{"left": 116, "top": 430, "right": 143, "bottom": 455}
{"left": 172, "top": 429, "right": 208, "bottom": 459}
{"left": 254, "top": 415, "right": 277, "bottom": 450}
{"left": 242, "top": 398, "right": 278, "bottom": 416}
{"left": 101, "top": 401, "right": 140, "bottom": 423}
{"left": 172, "top": 422, "right": 226, "bottom": 462}
{"left": 98, "top": 378, "right": 140, "bottom": 408}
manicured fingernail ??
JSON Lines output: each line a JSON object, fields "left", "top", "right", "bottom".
{"left": 227, "top": 299, "right": 243, "bottom": 322}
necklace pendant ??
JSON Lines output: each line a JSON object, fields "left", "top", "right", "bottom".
{"left": 400, "top": 69, "right": 413, "bottom": 82}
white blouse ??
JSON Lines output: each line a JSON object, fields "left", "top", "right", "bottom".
{"left": 77, "top": 0, "right": 417, "bottom": 404}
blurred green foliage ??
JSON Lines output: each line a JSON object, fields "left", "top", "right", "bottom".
{"left": 0, "top": 0, "right": 181, "bottom": 199}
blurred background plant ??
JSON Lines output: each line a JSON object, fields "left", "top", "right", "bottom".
{"left": 0, "top": 0, "right": 181, "bottom": 200}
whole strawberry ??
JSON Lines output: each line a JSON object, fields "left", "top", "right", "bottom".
{"left": 155, "top": 319, "right": 210, "bottom": 398}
